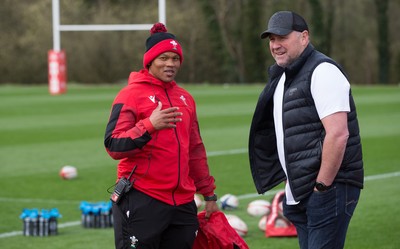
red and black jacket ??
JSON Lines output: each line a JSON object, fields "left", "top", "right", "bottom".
{"left": 104, "top": 69, "right": 215, "bottom": 206}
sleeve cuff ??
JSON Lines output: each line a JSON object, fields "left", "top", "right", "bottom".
{"left": 142, "top": 117, "right": 156, "bottom": 134}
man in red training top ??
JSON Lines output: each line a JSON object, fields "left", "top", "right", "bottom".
{"left": 104, "top": 23, "right": 219, "bottom": 249}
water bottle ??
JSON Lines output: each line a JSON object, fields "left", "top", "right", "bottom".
{"left": 49, "top": 208, "right": 61, "bottom": 235}
{"left": 39, "top": 209, "right": 50, "bottom": 237}
{"left": 103, "top": 201, "right": 113, "bottom": 227}
{"left": 92, "top": 204, "right": 101, "bottom": 228}
{"left": 83, "top": 204, "right": 93, "bottom": 228}
{"left": 29, "top": 209, "right": 39, "bottom": 236}
{"left": 100, "top": 202, "right": 108, "bottom": 228}
{"left": 80, "top": 202, "right": 88, "bottom": 227}
{"left": 20, "top": 209, "right": 31, "bottom": 236}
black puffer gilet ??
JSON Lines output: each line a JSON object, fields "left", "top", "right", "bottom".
{"left": 248, "top": 44, "right": 363, "bottom": 201}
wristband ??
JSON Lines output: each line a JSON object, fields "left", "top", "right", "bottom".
{"left": 204, "top": 194, "right": 217, "bottom": 201}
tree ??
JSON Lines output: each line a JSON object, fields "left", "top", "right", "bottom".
{"left": 242, "top": 0, "right": 266, "bottom": 83}
{"left": 199, "top": 0, "right": 266, "bottom": 83}
{"left": 374, "top": 0, "right": 390, "bottom": 84}
{"left": 0, "top": 0, "right": 399, "bottom": 84}
{"left": 199, "top": 0, "right": 235, "bottom": 82}
{"left": 308, "top": 0, "right": 334, "bottom": 55}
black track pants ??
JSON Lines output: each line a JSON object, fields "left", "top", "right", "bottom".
{"left": 112, "top": 189, "right": 199, "bottom": 249}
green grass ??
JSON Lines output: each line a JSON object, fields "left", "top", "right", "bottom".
{"left": 0, "top": 84, "right": 399, "bottom": 249}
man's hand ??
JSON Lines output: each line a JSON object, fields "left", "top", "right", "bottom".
{"left": 149, "top": 101, "right": 182, "bottom": 130}
{"left": 204, "top": 200, "right": 219, "bottom": 219}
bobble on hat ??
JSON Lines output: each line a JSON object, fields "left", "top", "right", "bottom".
{"left": 143, "top": 23, "right": 183, "bottom": 68}
{"left": 145, "top": 23, "right": 175, "bottom": 52}
{"left": 150, "top": 23, "right": 168, "bottom": 34}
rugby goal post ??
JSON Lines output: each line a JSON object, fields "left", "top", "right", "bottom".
{"left": 49, "top": 0, "right": 166, "bottom": 95}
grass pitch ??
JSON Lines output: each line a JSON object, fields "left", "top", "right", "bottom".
{"left": 0, "top": 84, "right": 399, "bottom": 249}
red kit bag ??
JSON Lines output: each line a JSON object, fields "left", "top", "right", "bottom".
{"left": 265, "top": 191, "right": 297, "bottom": 237}
{"left": 193, "top": 211, "right": 249, "bottom": 249}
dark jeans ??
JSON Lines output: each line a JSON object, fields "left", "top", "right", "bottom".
{"left": 283, "top": 183, "right": 361, "bottom": 249}
{"left": 112, "top": 189, "right": 199, "bottom": 249}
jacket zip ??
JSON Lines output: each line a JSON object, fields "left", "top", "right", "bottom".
{"left": 164, "top": 88, "right": 181, "bottom": 206}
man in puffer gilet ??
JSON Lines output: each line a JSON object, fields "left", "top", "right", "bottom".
{"left": 248, "top": 11, "right": 363, "bottom": 249}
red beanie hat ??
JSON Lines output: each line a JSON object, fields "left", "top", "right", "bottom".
{"left": 143, "top": 23, "right": 183, "bottom": 69}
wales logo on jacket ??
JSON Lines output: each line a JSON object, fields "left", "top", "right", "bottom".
{"left": 180, "top": 95, "right": 188, "bottom": 106}
{"left": 149, "top": 95, "right": 156, "bottom": 103}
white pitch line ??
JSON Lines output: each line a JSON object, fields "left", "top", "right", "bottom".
{"left": 207, "top": 148, "right": 248, "bottom": 157}
{"left": 364, "top": 171, "right": 400, "bottom": 181}
{"left": 0, "top": 221, "right": 81, "bottom": 239}
{"left": 58, "top": 221, "right": 81, "bottom": 228}
{"left": 236, "top": 172, "right": 400, "bottom": 200}
{"left": 0, "top": 231, "right": 22, "bottom": 238}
